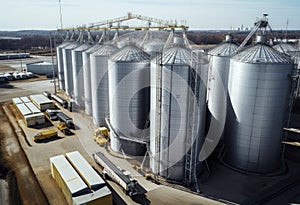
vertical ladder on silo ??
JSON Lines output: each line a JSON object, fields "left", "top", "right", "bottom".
{"left": 184, "top": 50, "right": 201, "bottom": 192}
{"left": 151, "top": 53, "right": 163, "bottom": 175}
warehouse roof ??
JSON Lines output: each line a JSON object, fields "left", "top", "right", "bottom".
{"left": 25, "top": 102, "right": 41, "bottom": 114}
{"left": 16, "top": 103, "right": 32, "bottom": 116}
{"left": 66, "top": 151, "right": 105, "bottom": 190}
{"left": 30, "top": 94, "right": 53, "bottom": 105}
{"left": 20, "top": 96, "right": 31, "bottom": 103}
{"left": 12, "top": 97, "right": 22, "bottom": 105}
{"left": 50, "top": 155, "right": 89, "bottom": 196}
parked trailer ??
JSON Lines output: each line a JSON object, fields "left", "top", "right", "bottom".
{"left": 51, "top": 94, "right": 68, "bottom": 109}
{"left": 66, "top": 151, "right": 105, "bottom": 190}
{"left": 93, "top": 152, "right": 138, "bottom": 197}
{"left": 30, "top": 94, "right": 55, "bottom": 111}
{"left": 56, "top": 112, "right": 75, "bottom": 129}
{"left": 33, "top": 129, "right": 57, "bottom": 142}
{"left": 43, "top": 91, "right": 52, "bottom": 99}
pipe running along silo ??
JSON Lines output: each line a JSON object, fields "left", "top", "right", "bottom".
{"left": 207, "top": 35, "right": 238, "bottom": 138}
{"left": 72, "top": 42, "right": 93, "bottom": 107}
{"left": 62, "top": 40, "right": 80, "bottom": 96}
{"left": 150, "top": 37, "right": 207, "bottom": 182}
{"left": 90, "top": 44, "right": 117, "bottom": 126}
{"left": 224, "top": 35, "right": 294, "bottom": 173}
{"left": 82, "top": 44, "right": 104, "bottom": 115}
{"left": 108, "top": 45, "right": 151, "bottom": 156}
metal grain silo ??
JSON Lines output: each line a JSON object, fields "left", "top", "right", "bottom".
{"left": 150, "top": 37, "right": 207, "bottom": 182}
{"left": 143, "top": 39, "right": 165, "bottom": 58}
{"left": 62, "top": 41, "right": 79, "bottom": 96}
{"left": 273, "top": 43, "right": 300, "bottom": 67}
{"left": 71, "top": 43, "right": 93, "bottom": 107}
{"left": 108, "top": 45, "right": 151, "bottom": 156}
{"left": 224, "top": 35, "right": 294, "bottom": 173}
{"left": 56, "top": 40, "right": 71, "bottom": 90}
{"left": 90, "top": 44, "right": 117, "bottom": 126}
{"left": 207, "top": 35, "right": 238, "bottom": 135}
{"left": 82, "top": 44, "right": 104, "bottom": 115}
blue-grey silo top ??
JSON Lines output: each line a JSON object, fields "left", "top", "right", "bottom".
{"left": 232, "top": 44, "right": 294, "bottom": 64}
{"left": 208, "top": 42, "right": 238, "bottom": 57}
{"left": 109, "top": 45, "right": 150, "bottom": 62}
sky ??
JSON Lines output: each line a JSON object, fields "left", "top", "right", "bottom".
{"left": 1, "top": 0, "right": 300, "bottom": 31}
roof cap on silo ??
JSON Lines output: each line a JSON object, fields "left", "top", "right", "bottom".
{"left": 225, "top": 34, "right": 233, "bottom": 42}
{"left": 109, "top": 45, "right": 150, "bottom": 62}
{"left": 208, "top": 35, "right": 238, "bottom": 56}
{"left": 232, "top": 43, "right": 294, "bottom": 64}
{"left": 173, "top": 37, "right": 184, "bottom": 45}
{"left": 92, "top": 44, "right": 118, "bottom": 57}
{"left": 256, "top": 35, "right": 267, "bottom": 44}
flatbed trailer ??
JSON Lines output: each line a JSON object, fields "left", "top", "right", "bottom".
{"left": 93, "top": 152, "right": 138, "bottom": 197}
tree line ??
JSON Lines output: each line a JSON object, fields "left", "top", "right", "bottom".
{"left": 0, "top": 30, "right": 299, "bottom": 52}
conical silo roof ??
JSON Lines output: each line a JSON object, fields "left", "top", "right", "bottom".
{"left": 208, "top": 43, "right": 238, "bottom": 56}
{"left": 273, "top": 43, "right": 297, "bottom": 53}
{"left": 64, "top": 41, "right": 79, "bottom": 49}
{"left": 109, "top": 45, "right": 150, "bottom": 62}
{"left": 93, "top": 44, "right": 117, "bottom": 57}
{"left": 160, "top": 45, "right": 191, "bottom": 65}
{"left": 232, "top": 44, "right": 293, "bottom": 64}
{"left": 85, "top": 44, "right": 103, "bottom": 54}
{"left": 73, "top": 43, "right": 93, "bottom": 52}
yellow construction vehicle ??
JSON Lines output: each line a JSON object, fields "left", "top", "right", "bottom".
{"left": 57, "top": 122, "right": 72, "bottom": 135}
{"left": 93, "top": 127, "right": 109, "bottom": 146}
{"left": 33, "top": 129, "right": 57, "bottom": 142}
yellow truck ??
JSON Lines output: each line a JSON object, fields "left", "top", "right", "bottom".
{"left": 33, "top": 129, "right": 57, "bottom": 142}
{"left": 57, "top": 122, "right": 72, "bottom": 135}
{"left": 94, "top": 127, "right": 109, "bottom": 146}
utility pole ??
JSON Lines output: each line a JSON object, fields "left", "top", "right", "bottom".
{"left": 59, "top": 0, "right": 63, "bottom": 29}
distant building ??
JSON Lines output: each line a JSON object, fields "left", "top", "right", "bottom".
{"left": 26, "top": 61, "right": 57, "bottom": 75}
{"left": 0, "top": 53, "right": 30, "bottom": 60}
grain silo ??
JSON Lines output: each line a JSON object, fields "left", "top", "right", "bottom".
{"left": 273, "top": 43, "right": 300, "bottom": 68}
{"left": 150, "top": 37, "right": 207, "bottom": 182}
{"left": 57, "top": 40, "right": 71, "bottom": 90}
{"left": 224, "top": 35, "right": 294, "bottom": 173}
{"left": 62, "top": 40, "right": 80, "bottom": 96}
{"left": 82, "top": 44, "right": 104, "bottom": 115}
{"left": 207, "top": 35, "right": 238, "bottom": 137}
{"left": 108, "top": 45, "right": 151, "bottom": 156}
{"left": 72, "top": 42, "right": 93, "bottom": 107}
{"left": 90, "top": 44, "right": 117, "bottom": 126}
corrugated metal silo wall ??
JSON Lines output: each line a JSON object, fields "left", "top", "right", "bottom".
{"left": 82, "top": 51, "right": 92, "bottom": 115}
{"left": 207, "top": 55, "right": 230, "bottom": 122}
{"left": 90, "top": 55, "right": 110, "bottom": 126}
{"left": 150, "top": 59, "right": 159, "bottom": 175}
{"left": 72, "top": 44, "right": 92, "bottom": 107}
{"left": 82, "top": 44, "right": 103, "bottom": 116}
{"left": 56, "top": 42, "right": 70, "bottom": 90}
{"left": 150, "top": 50, "right": 208, "bottom": 182}
{"left": 62, "top": 43, "right": 78, "bottom": 96}
{"left": 225, "top": 61, "right": 293, "bottom": 173}
{"left": 159, "top": 64, "right": 191, "bottom": 181}
{"left": 108, "top": 61, "right": 150, "bottom": 155}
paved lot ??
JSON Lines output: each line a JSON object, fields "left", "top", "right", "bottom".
{"left": 0, "top": 80, "right": 55, "bottom": 103}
